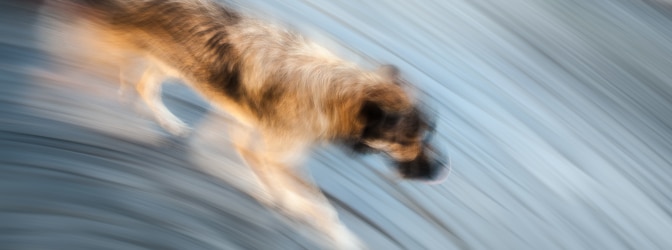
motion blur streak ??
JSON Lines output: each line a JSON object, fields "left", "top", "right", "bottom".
{"left": 1, "top": 0, "right": 671, "bottom": 249}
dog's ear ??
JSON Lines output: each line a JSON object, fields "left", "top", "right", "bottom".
{"left": 364, "top": 81, "right": 411, "bottom": 115}
{"left": 377, "top": 64, "right": 400, "bottom": 83}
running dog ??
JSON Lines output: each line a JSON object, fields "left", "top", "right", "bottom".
{"left": 46, "top": 0, "right": 450, "bottom": 248}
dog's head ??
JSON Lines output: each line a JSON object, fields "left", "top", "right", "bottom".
{"left": 352, "top": 65, "right": 450, "bottom": 184}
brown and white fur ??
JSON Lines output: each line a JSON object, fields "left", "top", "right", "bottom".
{"left": 43, "top": 0, "right": 450, "bottom": 248}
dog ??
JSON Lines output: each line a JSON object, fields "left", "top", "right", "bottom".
{"left": 45, "top": 0, "right": 450, "bottom": 248}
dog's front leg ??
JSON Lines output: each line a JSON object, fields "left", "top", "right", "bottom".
{"left": 270, "top": 166, "right": 365, "bottom": 249}
{"left": 228, "top": 124, "right": 277, "bottom": 206}
{"left": 249, "top": 142, "right": 366, "bottom": 249}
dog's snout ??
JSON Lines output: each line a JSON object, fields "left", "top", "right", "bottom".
{"left": 424, "top": 158, "right": 450, "bottom": 185}
{"left": 396, "top": 147, "right": 450, "bottom": 184}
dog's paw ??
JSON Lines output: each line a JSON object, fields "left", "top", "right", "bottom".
{"left": 329, "top": 225, "right": 367, "bottom": 250}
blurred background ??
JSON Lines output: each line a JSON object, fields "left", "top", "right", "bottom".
{"left": 2, "top": 0, "right": 672, "bottom": 249}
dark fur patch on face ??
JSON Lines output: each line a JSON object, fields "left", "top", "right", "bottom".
{"left": 347, "top": 102, "right": 387, "bottom": 154}
{"left": 359, "top": 102, "right": 424, "bottom": 145}
{"left": 348, "top": 101, "right": 430, "bottom": 159}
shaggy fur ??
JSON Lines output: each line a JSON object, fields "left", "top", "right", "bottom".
{"left": 45, "top": 0, "right": 449, "bottom": 248}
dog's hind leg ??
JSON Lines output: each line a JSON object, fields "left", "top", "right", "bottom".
{"left": 135, "top": 66, "right": 190, "bottom": 136}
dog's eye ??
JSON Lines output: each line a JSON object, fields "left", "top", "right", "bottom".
{"left": 382, "top": 115, "right": 400, "bottom": 129}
